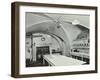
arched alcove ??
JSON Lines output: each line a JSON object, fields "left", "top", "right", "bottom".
{"left": 26, "top": 21, "right": 70, "bottom": 56}
{"left": 26, "top": 32, "right": 66, "bottom": 61}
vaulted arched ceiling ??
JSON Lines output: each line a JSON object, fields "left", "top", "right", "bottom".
{"left": 25, "top": 12, "right": 89, "bottom": 56}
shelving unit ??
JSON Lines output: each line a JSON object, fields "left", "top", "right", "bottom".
{"left": 71, "top": 30, "right": 90, "bottom": 64}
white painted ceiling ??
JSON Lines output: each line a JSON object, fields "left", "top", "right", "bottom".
{"left": 25, "top": 12, "right": 89, "bottom": 45}
{"left": 25, "top": 12, "right": 89, "bottom": 28}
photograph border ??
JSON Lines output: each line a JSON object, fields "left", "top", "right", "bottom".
{"left": 11, "top": 2, "right": 98, "bottom": 78}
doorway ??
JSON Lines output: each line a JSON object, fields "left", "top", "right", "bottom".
{"left": 36, "top": 46, "right": 50, "bottom": 63}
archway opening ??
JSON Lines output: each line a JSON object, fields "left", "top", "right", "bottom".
{"left": 25, "top": 32, "right": 65, "bottom": 67}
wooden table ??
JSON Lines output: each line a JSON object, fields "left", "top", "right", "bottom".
{"left": 43, "top": 54, "right": 86, "bottom": 66}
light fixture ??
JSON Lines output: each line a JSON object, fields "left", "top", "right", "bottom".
{"left": 72, "top": 19, "right": 80, "bottom": 25}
